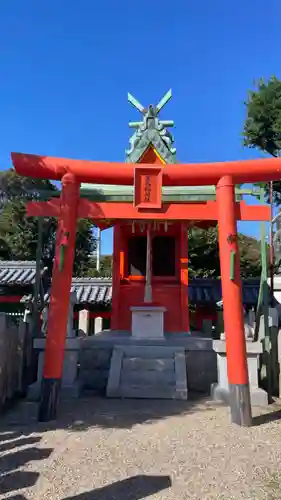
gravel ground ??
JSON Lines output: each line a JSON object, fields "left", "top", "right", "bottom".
{"left": 1, "top": 396, "right": 281, "bottom": 499}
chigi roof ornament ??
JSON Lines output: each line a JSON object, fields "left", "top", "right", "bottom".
{"left": 126, "top": 89, "right": 177, "bottom": 164}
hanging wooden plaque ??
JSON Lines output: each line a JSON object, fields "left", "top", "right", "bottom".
{"left": 134, "top": 166, "right": 163, "bottom": 209}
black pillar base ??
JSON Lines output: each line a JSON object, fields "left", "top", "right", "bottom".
{"left": 229, "top": 383, "right": 252, "bottom": 427}
{"left": 38, "top": 377, "right": 61, "bottom": 422}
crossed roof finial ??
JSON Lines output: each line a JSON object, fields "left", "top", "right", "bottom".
{"left": 127, "top": 89, "right": 174, "bottom": 130}
{"left": 127, "top": 89, "right": 172, "bottom": 116}
{"left": 125, "top": 89, "right": 176, "bottom": 162}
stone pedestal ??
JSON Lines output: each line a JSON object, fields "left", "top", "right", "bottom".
{"left": 270, "top": 276, "right": 281, "bottom": 319}
{"left": 95, "top": 316, "right": 103, "bottom": 334}
{"left": 78, "top": 309, "right": 89, "bottom": 336}
{"left": 67, "top": 290, "right": 77, "bottom": 338}
{"left": 258, "top": 309, "right": 280, "bottom": 396}
{"left": 28, "top": 338, "right": 81, "bottom": 400}
{"left": 211, "top": 340, "right": 268, "bottom": 406}
{"left": 131, "top": 306, "right": 166, "bottom": 339}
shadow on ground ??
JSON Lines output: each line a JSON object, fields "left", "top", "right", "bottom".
{"left": 6, "top": 475, "right": 172, "bottom": 500}
{"left": 0, "top": 393, "right": 216, "bottom": 497}
{"left": 0, "top": 429, "right": 53, "bottom": 497}
{"left": 253, "top": 408, "right": 281, "bottom": 426}
{"left": 64, "top": 475, "right": 172, "bottom": 500}
{"left": 58, "top": 393, "right": 217, "bottom": 433}
{"left": 0, "top": 392, "right": 216, "bottom": 434}
{"left": 2, "top": 396, "right": 280, "bottom": 499}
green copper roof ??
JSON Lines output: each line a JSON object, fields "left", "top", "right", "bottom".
{"left": 80, "top": 184, "right": 243, "bottom": 203}
{"left": 126, "top": 89, "right": 177, "bottom": 164}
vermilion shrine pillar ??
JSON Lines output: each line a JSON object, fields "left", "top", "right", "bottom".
{"left": 180, "top": 222, "right": 189, "bottom": 331}
{"left": 38, "top": 173, "right": 80, "bottom": 422}
{"left": 111, "top": 223, "right": 121, "bottom": 330}
{"left": 217, "top": 175, "right": 252, "bottom": 426}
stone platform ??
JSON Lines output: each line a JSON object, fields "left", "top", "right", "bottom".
{"left": 27, "top": 330, "right": 268, "bottom": 406}
{"left": 79, "top": 330, "right": 217, "bottom": 395}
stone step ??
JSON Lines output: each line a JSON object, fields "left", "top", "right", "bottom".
{"left": 106, "top": 345, "right": 188, "bottom": 400}
{"left": 120, "top": 345, "right": 184, "bottom": 358}
{"left": 122, "top": 358, "right": 175, "bottom": 371}
{"left": 120, "top": 369, "right": 175, "bottom": 385}
{"left": 119, "top": 384, "right": 177, "bottom": 399}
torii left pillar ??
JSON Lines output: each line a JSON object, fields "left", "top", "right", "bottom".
{"left": 38, "top": 173, "right": 80, "bottom": 422}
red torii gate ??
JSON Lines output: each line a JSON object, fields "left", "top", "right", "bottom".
{"left": 11, "top": 152, "right": 281, "bottom": 426}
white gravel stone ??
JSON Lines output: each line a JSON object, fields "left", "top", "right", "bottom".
{"left": 1, "top": 397, "right": 281, "bottom": 499}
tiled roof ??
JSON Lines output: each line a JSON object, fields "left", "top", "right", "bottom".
{"left": 71, "top": 278, "right": 112, "bottom": 305}
{"left": 0, "top": 261, "right": 260, "bottom": 307}
{"left": 0, "top": 261, "right": 37, "bottom": 285}
{"left": 22, "top": 279, "right": 259, "bottom": 307}
{"left": 21, "top": 278, "right": 112, "bottom": 307}
{"left": 188, "top": 279, "right": 260, "bottom": 305}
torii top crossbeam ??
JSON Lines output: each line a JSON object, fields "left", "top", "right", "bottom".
{"left": 11, "top": 153, "right": 281, "bottom": 186}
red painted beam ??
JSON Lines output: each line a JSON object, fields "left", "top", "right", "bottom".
{"left": 237, "top": 200, "right": 271, "bottom": 221}
{"left": 11, "top": 152, "right": 281, "bottom": 185}
{"left": 27, "top": 198, "right": 270, "bottom": 222}
{"left": 26, "top": 199, "right": 61, "bottom": 217}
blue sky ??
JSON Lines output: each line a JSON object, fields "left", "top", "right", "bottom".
{"left": 0, "top": 0, "right": 279, "bottom": 253}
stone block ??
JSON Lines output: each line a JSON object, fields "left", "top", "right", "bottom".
{"left": 120, "top": 345, "right": 183, "bottom": 358}
{"left": 121, "top": 369, "right": 175, "bottom": 385}
{"left": 27, "top": 337, "right": 80, "bottom": 401}
{"left": 78, "top": 309, "right": 89, "bottom": 335}
{"left": 211, "top": 384, "right": 268, "bottom": 407}
{"left": 175, "top": 350, "right": 188, "bottom": 400}
{"left": 122, "top": 358, "right": 175, "bottom": 371}
{"left": 80, "top": 368, "right": 109, "bottom": 391}
{"left": 131, "top": 306, "right": 166, "bottom": 339}
{"left": 106, "top": 348, "right": 123, "bottom": 397}
{"left": 95, "top": 317, "right": 103, "bottom": 334}
{"left": 79, "top": 348, "right": 112, "bottom": 370}
{"left": 212, "top": 339, "right": 268, "bottom": 406}
{"left": 186, "top": 350, "right": 217, "bottom": 392}
{"left": 120, "top": 384, "right": 176, "bottom": 399}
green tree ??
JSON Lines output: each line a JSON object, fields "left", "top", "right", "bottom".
{"left": 0, "top": 169, "right": 96, "bottom": 276}
{"left": 85, "top": 254, "right": 113, "bottom": 277}
{"left": 238, "top": 233, "right": 263, "bottom": 278}
{"left": 243, "top": 76, "right": 281, "bottom": 203}
{"left": 98, "top": 254, "right": 113, "bottom": 277}
{"left": 188, "top": 227, "right": 261, "bottom": 279}
{"left": 188, "top": 227, "right": 220, "bottom": 278}
{"left": 73, "top": 219, "right": 96, "bottom": 276}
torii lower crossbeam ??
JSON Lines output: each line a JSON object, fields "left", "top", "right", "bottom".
{"left": 26, "top": 198, "right": 270, "bottom": 222}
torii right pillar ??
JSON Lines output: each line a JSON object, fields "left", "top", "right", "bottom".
{"left": 217, "top": 175, "right": 252, "bottom": 426}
